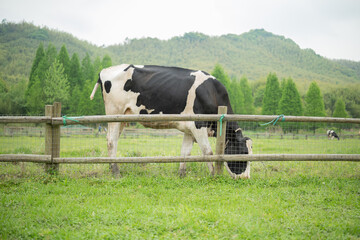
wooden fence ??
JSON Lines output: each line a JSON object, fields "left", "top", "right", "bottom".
{"left": 1, "top": 102, "right": 360, "bottom": 174}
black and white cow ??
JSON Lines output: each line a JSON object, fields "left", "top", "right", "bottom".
{"left": 327, "top": 130, "right": 340, "bottom": 140}
{"left": 90, "top": 64, "right": 252, "bottom": 179}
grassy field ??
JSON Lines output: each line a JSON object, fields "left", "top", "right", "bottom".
{"left": 1, "top": 130, "right": 360, "bottom": 239}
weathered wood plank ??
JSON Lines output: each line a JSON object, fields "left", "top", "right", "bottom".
{"left": 0, "top": 154, "right": 51, "bottom": 163}
{"left": 215, "top": 106, "right": 227, "bottom": 175}
{"left": 0, "top": 116, "right": 52, "bottom": 124}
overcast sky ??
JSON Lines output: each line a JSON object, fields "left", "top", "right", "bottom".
{"left": 1, "top": 0, "right": 359, "bottom": 61}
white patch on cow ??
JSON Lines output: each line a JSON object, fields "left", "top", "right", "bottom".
{"left": 246, "top": 139, "right": 253, "bottom": 155}
{"left": 180, "top": 71, "right": 215, "bottom": 115}
{"left": 100, "top": 64, "right": 144, "bottom": 115}
{"left": 134, "top": 65, "right": 144, "bottom": 68}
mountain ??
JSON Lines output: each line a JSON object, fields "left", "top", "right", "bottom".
{"left": 106, "top": 30, "right": 360, "bottom": 92}
{"left": 0, "top": 21, "right": 101, "bottom": 84}
{"left": 1, "top": 21, "right": 360, "bottom": 94}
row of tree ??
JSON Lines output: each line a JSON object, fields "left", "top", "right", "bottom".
{"left": 25, "top": 43, "right": 112, "bottom": 115}
{"left": 0, "top": 43, "right": 351, "bottom": 120}
{"left": 211, "top": 64, "right": 349, "bottom": 119}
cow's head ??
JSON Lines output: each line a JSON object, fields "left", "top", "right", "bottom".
{"left": 224, "top": 128, "right": 252, "bottom": 176}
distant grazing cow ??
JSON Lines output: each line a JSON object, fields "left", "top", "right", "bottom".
{"left": 90, "top": 64, "right": 252, "bottom": 179}
{"left": 327, "top": 130, "right": 340, "bottom": 140}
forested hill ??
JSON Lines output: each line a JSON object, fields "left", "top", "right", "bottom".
{"left": 108, "top": 30, "right": 360, "bottom": 89}
{"left": 0, "top": 21, "right": 101, "bottom": 84}
{"left": 1, "top": 21, "right": 360, "bottom": 92}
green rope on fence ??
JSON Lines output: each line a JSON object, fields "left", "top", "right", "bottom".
{"left": 260, "top": 114, "right": 285, "bottom": 126}
{"left": 62, "top": 115, "right": 81, "bottom": 126}
{"left": 219, "top": 114, "right": 226, "bottom": 136}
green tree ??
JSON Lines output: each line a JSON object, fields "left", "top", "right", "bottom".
{"left": 44, "top": 59, "right": 69, "bottom": 105}
{"left": 252, "top": 80, "right": 266, "bottom": 108}
{"left": 57, "top": 44, "right": 71, "bottom": 78}
{"left": 25, "top": 43, "right": 58, "bottom": 114}
{"left": 25, "top": 43, "right": 45, "bottom": 112}
{"left": 240, "top": 76, "right": 254, "bottom": 114}
{"left": 0, "top": 78, "right": 9, "bottom": 114}
{"left": 27, "top": 43, "right": 45, "bottom": 93}
{"left": 278, "top": 78, "right": 303, "bottom": 116}
{"left": 7, "top": 78, "right": 26, "bottom": 114}
{"left": 102, "top": 54, "right": 112, "bottom": 68}
{"left": 68, "top": 53, "right": 82, "bottom": 114}
{"left": 68, "top": 53, "right": 82, "bottom": 87}
{"left": 332, "top": 98, "right": 349, "bottom": 131}
{"left": 36, "top": 43, "right": 57, "bottom": 86}
{"left": 77, "top": 54, "right": 95, "bottom": 115}
{"left": 304, "top": 81, "right": 326, "bottom": 133}
{"left": 26, "top": 76, "right": 44, "bottom": 115}
{"left": 91, "top": 56, "right": 105, "bottom": 115}
{"left": 333, "top": 99, "right": 348, "bottom": 118}
{"left": 280, "top": 78, "right": 286, "bottom": 93}
{"left": 211, "top": 64, "right": 231, "bottom": 90}
{"left": 229, "top": 78, "right": 244, "bottom": 114}
{"left": 304, "top": 82, "right": 326, "bottom": 117}
{"left": 262, "top": 73, "right": 281, "bottom": 115}
{"left": 278, "top": 78, "right": 303, "bottom": 132}
{"left": 69, "top": 86, "right": 81, "bottom": 115}
{"left": 81, "top": 53, "right": 94, "bottom": 84}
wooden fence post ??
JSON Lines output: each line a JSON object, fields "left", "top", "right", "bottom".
{"left": 215, "top": 106, "right": 227, "bottom": 175}
{"left": 45, "top": 102, "right": 61, "bottom": 174}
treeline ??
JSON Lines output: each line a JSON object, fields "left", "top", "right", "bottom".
{"left": 0, "top": 42, "right": 358, "bottom": 121}
{"left": 1, "top": 21, "right": 360, "bottom": 118}
{"left": 211, "top": 64, "right": 351, "bottom": 120}
{"left": 0, "top": 43, "right": 111, "bottom": 115}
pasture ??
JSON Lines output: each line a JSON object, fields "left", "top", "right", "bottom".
{"left": 1, "top": 125, "right": 360, "bottom": 239}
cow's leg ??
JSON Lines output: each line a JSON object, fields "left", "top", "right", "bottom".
{"left": 190, "top": 126, "right": 214, "bottom": 176}
{"left": 179, "top": 133, "right": 194, "bottom": 177}
{"left": 107, "top": 122, "right": 126, "bottom": 176}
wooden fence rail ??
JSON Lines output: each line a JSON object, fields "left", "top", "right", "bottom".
{"left": 1, "top": 154, "right": 360, "bottom": 164}
{"left": 2, "top": 114, "right": 360, "bottom": 125}
{"left": 1, "top": 102, "right": 360, "bottom": 175}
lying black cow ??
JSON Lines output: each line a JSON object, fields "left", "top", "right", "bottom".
{"left": 327, "top": 130, "right": 340, "bottom": 140}
{"left": 90, "top": 64, "right": 252, "bottom": 178}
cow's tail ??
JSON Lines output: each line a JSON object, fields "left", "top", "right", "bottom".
{"left": 90, "top": 82, "right": 100, "bottom": 100}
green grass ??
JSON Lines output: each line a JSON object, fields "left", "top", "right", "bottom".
{"left": 0, "top": 171, "right": 359, "bottom": 239}
{"left": 1, "top": 133, "right": 360, "bottom": 239}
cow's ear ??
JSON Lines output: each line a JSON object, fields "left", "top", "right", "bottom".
{"left": 235, "top": 128, "right": 243, "bottom": 141}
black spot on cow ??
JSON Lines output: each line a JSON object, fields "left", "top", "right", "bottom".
{"left": 139, "top": 109, "right": 148, "bottom": 114}
{"left": 97, "top": 75, "right": 103, "bottom": 92}
{"left": 193, "top": 78, "right": 232, "bottom": 130}
{"left": 104, "top": 81, "right": 112, "bottom": 93}
{"left": 124, "top": 79, "right": 132, "bottom": 91}
{"left": 126, "top": 65, "right": 195, "bottom": 114}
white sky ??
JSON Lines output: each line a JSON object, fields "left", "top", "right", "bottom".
{"left": 1, "top": 0, "right": 360, "bottom": 61}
